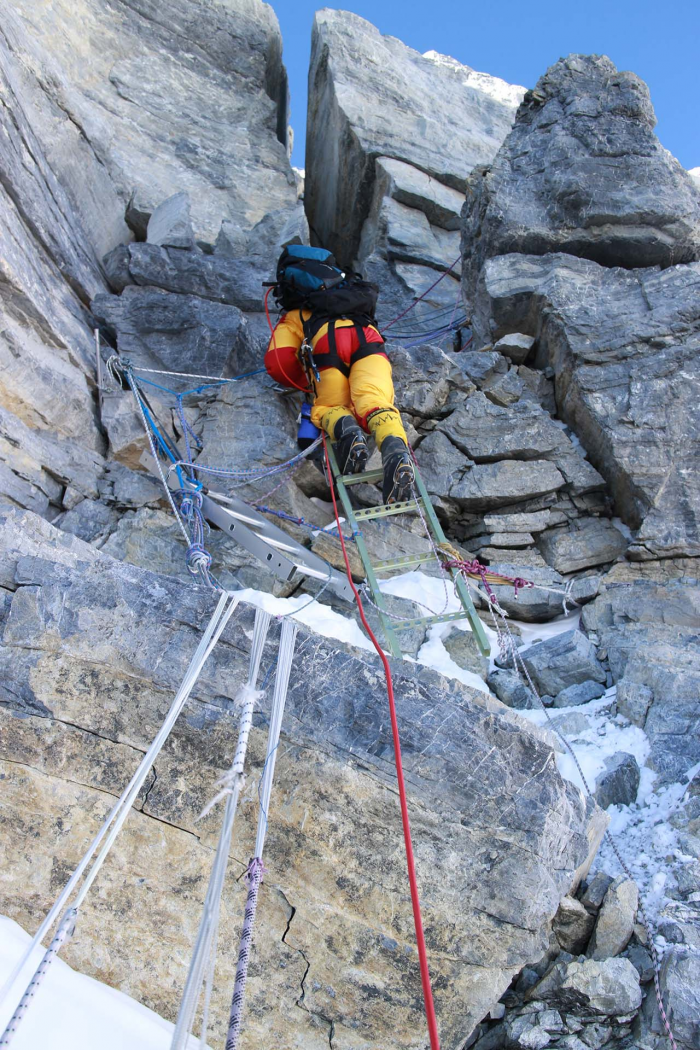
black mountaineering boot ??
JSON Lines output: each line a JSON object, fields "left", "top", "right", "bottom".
{"left": 381, "top": 436, "right": 415, "bottom": 504}
{"left": 333, "top": 415, "right": 369, "bottom": 476}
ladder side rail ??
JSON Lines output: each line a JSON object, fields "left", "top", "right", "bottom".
{"left": 409, "top": 464, "right": 491, "bottom": 657}
{"left": 325, "top": 444, "right": 403, "bottom": 659}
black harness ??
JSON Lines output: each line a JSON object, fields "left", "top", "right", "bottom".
{"left": 301, "top": 311, "right": 385, "bottom": 379}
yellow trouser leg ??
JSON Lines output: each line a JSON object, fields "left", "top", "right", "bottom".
{"left": 309, "top": 368, "right": 354, "bottom": 438}
{"left": 350, "top": 355, "right": 407, "bottom": 449}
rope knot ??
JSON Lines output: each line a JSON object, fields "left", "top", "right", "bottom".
{"left": 186, "top": 543, "right": 212, "bottom": 577}
{"left": 245, "top": 857, "right": 267, "bottom": 885}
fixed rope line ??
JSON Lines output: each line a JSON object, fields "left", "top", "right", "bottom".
{"left": 169, "top": 438, "right": 322, "bottom": 484}
{"left": 171, "top": 608, "right": 272, "bottom": 1050}
{"left": 129, "top": 365, "right": 267, "bottom": 384}
{"left": 379, "top": 255, "right": 461, "bottom": 333}
{"left": 225, "top": 618, "right": 299, "bottom": 1050}
{"left": 0, "top": 593, "right": 239, "bottom": 1044}
{"left": 321, "top": 434, "right": 442, "bottom": 1050}
{"left": 479, "top": 591, "right": 678, "bottom": 1050}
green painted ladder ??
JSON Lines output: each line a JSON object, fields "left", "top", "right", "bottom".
{"left": 325, "top": 443, "right": 491, "bottom": 660}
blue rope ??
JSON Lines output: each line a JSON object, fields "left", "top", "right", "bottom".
{"left": 131, "top": 367, "right": 266, "bottom": 401}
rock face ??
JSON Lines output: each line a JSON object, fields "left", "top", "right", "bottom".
{"left": 2, "top": 0, "right": 295, "bottom": 244}
{"left": 0, "top": 506, "right": 592, "bottom": 1048}
{"left": 463, "top": 54, "right": 700, "bottom": 281}
{"left": 582, "top": 578, "right": 700, "bottom": 782}
{"left": 306, "top": 8, "right": 524, "bottom": 320}
{"left": 473, "top": 253, "right": 700, "bottom": 560}
{"left": 1, "top": 6, "right": 699, "bottom": 1046}
{"left": 0, "top": 0, "right": 298, "bottom": 531}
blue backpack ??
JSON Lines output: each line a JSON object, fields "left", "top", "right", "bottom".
{"left": 274, "top": 245, "right": 379, "bottom": 321}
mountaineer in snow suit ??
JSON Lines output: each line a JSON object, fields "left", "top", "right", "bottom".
{"left": 264, "top": 246, "right": 415, "bottom": 505}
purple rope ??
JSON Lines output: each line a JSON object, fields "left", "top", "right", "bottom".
{"left": 225, "top": 857, "right": 266, "bottom": 1050}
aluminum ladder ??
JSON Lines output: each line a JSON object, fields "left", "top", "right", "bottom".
{"left": 325, "top": 443, "right": 491, "bottom": 660}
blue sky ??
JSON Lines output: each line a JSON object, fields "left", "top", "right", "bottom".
{"left": 275, "top": 0, "right": 699, "bottom": 171}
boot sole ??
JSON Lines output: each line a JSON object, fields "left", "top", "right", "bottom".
{"left": 386, "top": 464, "right": 415, "bottom": 504}
{"left": 345, "top": 437, "right": 369, "bottom": 475}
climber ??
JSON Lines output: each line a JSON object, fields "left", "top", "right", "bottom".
{"left": 264, "top": 245, "right": 414, "bottom": 505}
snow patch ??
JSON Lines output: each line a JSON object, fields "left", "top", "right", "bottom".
{"left": 421, "top": 50, "right": 526, "bottom": 109}
{"left": 0, "top": 916, "right": 203, "bottom": 1049}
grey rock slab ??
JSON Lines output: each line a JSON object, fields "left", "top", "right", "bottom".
{"left": 473, "top": 253, "right": 700, "bottom": 559}
{"left": 438, "top": 393, "right": 571, "bottom": 463}
{"left": 102, "top": 244, "right": 133, "bottom": 293}
{"left": 553, "top": 896, "right": 596, "bottom": 955}
{"left": 623, "top": 943, "right": 654, "bottom": 984}
{"left": 0, "top": 405, "right": 102, "bottom": 508}
{"left": 553, "top": 455, "right": 607, "bottom": 498}
{"left": 538, "top": 520, "right": 627, "bottom": 574}
{"left": 581, "top": 873, "right": 615, "bottom": 915}
{"left": 362, "top": 195, "right": 461, "bottom": 271}
{"left": 125, "top": 243, "right": 268, "bottom": 313}
{"left": 443, "top": 627, "right": 489, "bottom": 679}
{"left": 6, "top": 0, "right": 296, "bottom": 244}
{"left": 0, "top": 505, "right": 593, "bottom": 1047}
{"left": 451, "top": 461, "right": 567, "bottom": 513}
{"left": 514, "top": 630, "right": 606, "bottom": 698}
{"left": 551, "top": 680, "right": 606, "bottom": 710}
{"left": 307, "top": 8, "right": 523, "bottom": 263}
{"left": 518, "top": 367, "right": 557, "bottom": 417}
{"left": 0, "top": 464, "right": 50, "bottom": 517}
{"left": 582, "top": 578, "right": 700, "bottom": 783}
{"left": 389, "top": 341, "right": 476, "bottom": 419}
{"left": 646, "top": 950, "right": 700, "bottom": 1049}
{"left": 0, "top": 504, "right": 100, "bottom": 590}
{"left": 92, "top": 285, "right": 251, "bottom": 378}
{"left": 588, "top": 877, "right": 639, "bottom": 961}
{"left": 58, "top": 499, "right": 120, "bottom": 545}
{"left": 99, "top": 394, "right": 152, "bottom": 472}
{"left": 483, "top": 368, "right": 526, "bottom": 407}
{"left": 482, "top": 512, "right": 553, "bottom": 535}
{"left": 477, "top": 549, "right": 550, "bottom": 569}
{"left": 97, "top": 462, "right": 165, "bottom": 510}
{"left": 471, "top": 533, "right": 535, "bottom": 550}
{"left": 594, "top": 753, "right": 640, "bottom": 810}
{"left": 456, "top": 351, "right": 509, "bottom": 389}
{"left": 487, "top": 670, "right": 538, "bottom": 710}
{"left": 494, "top": 333, "right": 535, "bottom": 365}
{"left": 375, "top": 156, "right": 466, "bottom": 231}
{"left": 146, "top": 192, "right": 196, "bottom": 250}
{"left": 462, "top": 54, "right": 700, "bottom": 284}
{"left": 531, "top": 957, "right": 641, "bottom": 1016}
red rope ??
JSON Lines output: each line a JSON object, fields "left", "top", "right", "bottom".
{"left": 321, "top": 434, "right": 441, "bottom": 1050}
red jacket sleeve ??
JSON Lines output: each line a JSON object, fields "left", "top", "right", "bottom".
{"left": 264, "top": 314, "right": 306, "bottom": 388}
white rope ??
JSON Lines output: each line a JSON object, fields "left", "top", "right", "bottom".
{"left": 0, "top": 592, "right": 239, "bottom": 1023}
{"left": 254, "top": 619, "right": 298, "bottom": 857}
{"left": 170, "top": 609, "right": 272, "bottom": 1050}
{"left": 225, "top": 617, "right": 298, "bottom": 1050}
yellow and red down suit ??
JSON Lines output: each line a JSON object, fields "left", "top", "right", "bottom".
{"left": 264, "top": 310, "right": 407, "bottom": 450}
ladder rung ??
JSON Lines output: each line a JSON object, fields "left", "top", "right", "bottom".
{"left": 354, "top": 498, "right": 424, "bottom": 521}
{"left": 339, "top": 468, "right": 383, "bottom": 487}
{"left": 392, "top": 611, "right": 469, "bottom": 632}
{"left": 373, "top": 552, "right": 435, "bottom": 574}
